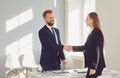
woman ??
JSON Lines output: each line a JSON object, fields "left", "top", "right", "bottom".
{"left": 72, "top": 12, "right": 106, "bottom": 78}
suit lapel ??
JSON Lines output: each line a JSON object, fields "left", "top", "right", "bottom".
{"left": 44, "top": 26, "right": 56, "bottom": 44}
{"left": 85, "top": 29, "right": 94, "bottom": 45}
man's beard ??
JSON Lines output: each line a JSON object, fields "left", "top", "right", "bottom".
{"left": 47, "top": 21, "right": 54, "bottom": 26}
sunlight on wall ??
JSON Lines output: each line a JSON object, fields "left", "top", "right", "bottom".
{"left": 5, "top": 32, "right": 39, "bottom": 70}
{"left": 5, "top": 41, "right": 19, "bottom": 56}
{"left": 5, "top": 33, "right": 33, "bottom": 56}
{"left": 6, "top": 8, "right": 33, "bottom": 32}
{"left": 19, "top": 33, "right": 33, "bottom": 56}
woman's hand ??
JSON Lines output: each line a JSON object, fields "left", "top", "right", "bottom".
{"left": 89, "top": 68, "right": 96, "bottom": 75}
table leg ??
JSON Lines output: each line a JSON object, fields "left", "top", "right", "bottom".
{"left": 15, "top": 69, "right": 20, "bottom": 78}
{"left": 25, "top": 68, "right": 29, "bottom": 78}
{"left": 6, "top": 69, "right": 12, "bottom": 78}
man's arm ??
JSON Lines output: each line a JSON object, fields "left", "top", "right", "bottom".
{"left": 57, "top": 29, "right": 65, "bottom": 60}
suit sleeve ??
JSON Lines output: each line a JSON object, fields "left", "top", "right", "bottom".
{"left": 73, "top": 46, "right": 85, "bottom": 52}
{"left": 57, "top": 30, "right": 65, "bottom": 60}
{"left": 90, "top": 30, "right": 102, "bottom": 69}
{"left": 38, "top": 30, "right": 63, "bottom": 54}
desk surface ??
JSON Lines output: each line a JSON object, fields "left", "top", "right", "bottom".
{"left": 29, "top": 69, "right": 120, "bottom": 78}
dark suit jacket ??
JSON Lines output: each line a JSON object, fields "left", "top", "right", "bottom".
{"left": 38, "top": 25, "right": 65, "bottom": 68}
{"left": 73, "top": 28, "right": 106, "bottom": 70}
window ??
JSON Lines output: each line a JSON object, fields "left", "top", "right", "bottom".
{"left": 65, "top": 0, "right": 83, "bottom": 45}
{"left": 83, "top": 0, "right": 96, "bottom": 43}
{"left": 65, "top": 0, "right": 95, "bottom": 53}
{"left": 65, "top": 0, "right": 96, "bottom": 69}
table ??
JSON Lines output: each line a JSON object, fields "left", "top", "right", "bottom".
{"left": 29, "top": 69, "right": 120, "bottom": 78}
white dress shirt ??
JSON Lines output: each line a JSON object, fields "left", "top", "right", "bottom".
{"left": 89, "top": 28, "right": 94, "bottom": 34}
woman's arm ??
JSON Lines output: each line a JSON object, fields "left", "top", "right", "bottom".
{"left": 73, "top": 46, "right": 85, "bottom": 52}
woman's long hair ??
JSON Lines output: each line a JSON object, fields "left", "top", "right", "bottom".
{"left": 88, "top": 12, "right": 104, "bottom": 48}
{"left": 88, "top": 12, "right": 101, "bottom": 30}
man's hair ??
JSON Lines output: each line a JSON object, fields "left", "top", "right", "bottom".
{"left": 43, "top": 9, "right": 53, "bottom": 18}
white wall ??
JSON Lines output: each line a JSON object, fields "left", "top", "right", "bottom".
{"left": 0, "top": 0, "right": 65, "bottom": 78}
{"left": 96, "top": 0, "right": 120, "bottom": 70}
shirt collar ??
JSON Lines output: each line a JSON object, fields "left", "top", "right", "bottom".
{"left": 89, "top": 28, "right": 94, "bottom": 34}
{"left": 46, "top": 24, "right": 54, "bottom": 31}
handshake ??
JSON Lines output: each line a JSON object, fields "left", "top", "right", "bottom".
{"left": 64, "top": 45, "right": 73, "bottom": 52}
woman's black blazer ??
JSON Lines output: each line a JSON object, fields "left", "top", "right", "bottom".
{"left": 73, "top": 28, "right": 106, "bottom": 69}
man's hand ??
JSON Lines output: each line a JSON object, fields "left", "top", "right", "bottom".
{"left": 64, "top": 45, "right": 72, "bottom": 52}
{"left": 62, "top": 60, "right": 67, "bottom": 65}
{"left": 89, "top": 68, "right": 96, "bottom": 75}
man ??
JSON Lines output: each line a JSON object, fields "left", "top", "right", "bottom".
{"left": 38, "top": 10, "right": 71, "bottom": 71}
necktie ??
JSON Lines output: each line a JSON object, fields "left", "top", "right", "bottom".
{"left": 51, "top": 28, "right": 59, "bottom": 56}
{"left": 51, "top": 28, "right": 57, "bottom": 43}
